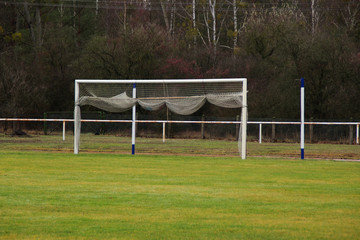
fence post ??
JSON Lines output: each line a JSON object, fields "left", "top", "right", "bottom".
{"left": 3, "top": 119, "right": 7, "bottom": 133}
{"left": 259, "top": 123, "right": 262, "bottom": 144}
{"left": 136, "top": 112, "right": 139, "bottom": 137}
{"left": 349, "top": 118, "right": 353, "bottom": 145}
{"left": 201, "top": 114, "right": 205, "bottom": 139}
{"left": 167, "top": 111, "right": 172, "bottom": 139}
{"left": 100, "top": 111, "right": 105, "bottom": 134}
{"left": 235, "top": 115, "right": 240, "bottom": 140}
{"left": 63, "top": 121, "right": 66, "bottom": 141}
{"left": 44, "top": 112, "right": 48, "bottom": 135}
{"left": 357, "top": 124, "right": 359, "bottom": 145}
{"left": 309, "top": 117, "right": 313, "bottom": 143}
{"left": 272, "top": 117, "right": 276, "bottom": 142}
{"left": 163, "top": 122, "right": 166, "bottom": 143}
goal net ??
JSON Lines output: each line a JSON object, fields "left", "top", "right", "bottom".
{"left": 74, "top": 79, "right": 247, "bottom": 159}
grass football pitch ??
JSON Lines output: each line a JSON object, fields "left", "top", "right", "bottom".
{"left": 0, "top": 134, "right": 359, "bottom": 239}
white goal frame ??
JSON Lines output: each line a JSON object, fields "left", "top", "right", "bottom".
{"left": 74, "top": 78, "right": 247, "bottom": 159}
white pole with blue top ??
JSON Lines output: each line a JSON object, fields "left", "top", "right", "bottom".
{"left": 132, "top": 82, "right": 136, "bottom": 155}
{"left": 300, "top": 78, "right": 305, "bottom": 159}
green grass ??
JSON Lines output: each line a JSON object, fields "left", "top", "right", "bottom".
{"left": 0, "top": 134, "right": 360, "bottom": 239}
{"left": 1, "top": 148, "right": 360, "bottom": 239}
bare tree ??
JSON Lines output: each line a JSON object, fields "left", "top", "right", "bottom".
{"left": 311, "top": 0, "right": 319, "bottom": 34}
{"left": 158, "top": 0, "right": 176, "bottom": 37}
{"left": 233, "top": 0, "right": 238, "bottom": 50}
{"left": 340, "top": 1, "right": 360, "bottom": 32}
{"left": 200, "top": 0, "right": 230, "bottom": 58}
{"left": 23, "top": 1, "right": 43, "bottom": 49}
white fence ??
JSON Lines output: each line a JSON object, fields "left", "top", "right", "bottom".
{"left": 0, "top": 118, "right": 359, "bottom": 145}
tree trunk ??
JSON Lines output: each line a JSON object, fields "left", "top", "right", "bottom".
{"left": 23, "top": 2, "right": 36, "bottom": 45}
{"left": 160, "top": 0, "right": 170, "bottom": 32}
{"left": 23, "top": 2, "right": 42, "bottom": 49}
{"left": 73, "top": 0, "right": 78, "bottom": 47}
{"left": 35, "top": 6, "right": 42, "bottom": 49}
{"left": 96, "top": 0, "right": 99, "bottom": 16}
{"left": 233, "top": 0, "right": 238, "bottom": 55}
{"left": 209, "top": 0, "right": 217, "bottom": 57}
{"left": 170, "top": 0, "right": 176, "bottom": 38}
{"left": 311, "top": 0, "right": 318, "bottom": 34}
{"left": 193, "top": 0, "right": 196, "bottom": 47}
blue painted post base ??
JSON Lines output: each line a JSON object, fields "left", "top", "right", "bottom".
{"left": 132, "top": 144, "right": 135, "bottom": 155}
{"left": 301, "top": 148, "right": 304, "bottom": 160}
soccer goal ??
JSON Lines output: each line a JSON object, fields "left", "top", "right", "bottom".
{"left": 74, "top": 78, "right": 248, "bottom": 159}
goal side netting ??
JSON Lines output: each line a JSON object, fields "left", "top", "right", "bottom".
{"left": 74, "top": 79, "right": 247, "bottom": 158}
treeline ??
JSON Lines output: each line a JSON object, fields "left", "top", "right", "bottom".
{"left": 0, "top": 0, "right": 359, "bottom": 119}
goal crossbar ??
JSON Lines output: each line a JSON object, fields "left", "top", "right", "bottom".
{"left": 75, "top": 78, "right": 247, "bottom": 84}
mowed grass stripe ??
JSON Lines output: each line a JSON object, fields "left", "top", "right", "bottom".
{"left": 0, "top": 151, "right": 359, "bottom": 239}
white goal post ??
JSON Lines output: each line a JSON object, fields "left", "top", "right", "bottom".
{"left": 74, "top": 78, "right": 247, "bottom": 159}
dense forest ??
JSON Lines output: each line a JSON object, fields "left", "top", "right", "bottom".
{"left": 0, "top": 0, "right": 359, "bottom": 120}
